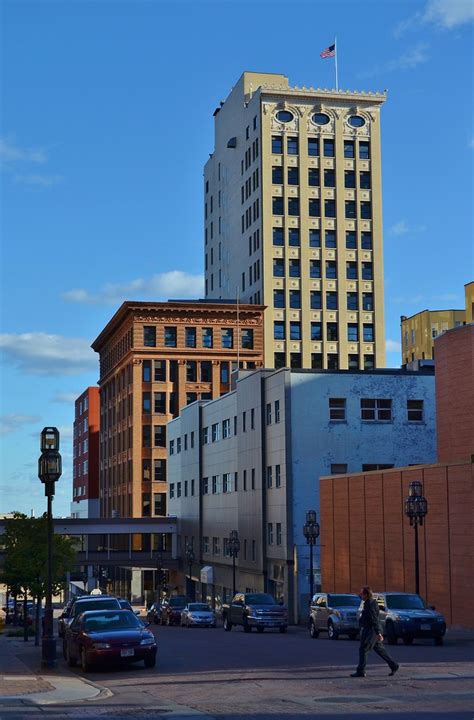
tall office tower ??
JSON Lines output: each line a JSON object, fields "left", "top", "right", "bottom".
{"left": 204, "top": 72, "right": 387, "bottom": 370}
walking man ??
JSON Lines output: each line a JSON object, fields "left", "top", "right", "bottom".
{"left": 351, "top": 586, "right": 399, "bottom": 678}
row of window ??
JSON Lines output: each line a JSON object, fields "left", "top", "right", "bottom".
{"left": 329, "top": 398, "right": 424, "bottom": 423}
{"left": 75, "top": 395, "right": 89, "bottom": 417}
{"left": 73, "top": 417, "right": 89, "bottom": 437}
{"left": 241, "top": 168, "right": 260, "bottom": 202}
{"left": 267, "top": 523, "right": 283, "bottom": 546}
{"left": 272, "top": 135, "right": 370, "bottom": 160}
{"left": 241, "top": 198, "right": 260, "bottom": 232}
{"left": 73, "top": 460, "right": 88, "bottom": 478}
{"left": 274, "top": 352, "right": 375, "bottom": 370}
{"left": 241, "top": 136, "right": 259, "bottom": 175}
{"left": 272, "top": 197, "right": 372, "bottom": 220}
{"left": 73, "top": 438, "right": 88, "bottom": 458}
{"left": 73, "top": 485, "right": 87, "bottom": 498}
{"left": 143, "top": 326, "right": 254, "bottom": 350}
{"left": 274, "top": 321, "right": 375, "bottom": 343}
{"left": 203, "top": 536, "right": 259, "bottom": 561}
{"left": 142, "top": 458, "right": 166, "bottom": 482}
{"left": 273, "top": 258, "right": 373, "bottom": 280}
{"left": 273, "top": 228, "right": 373, "bottom": 250}
{"left": 273, "top": 290, "right": 374, "bottom": 311}
{"left": 272, "top": 167, "right": 371, "bottom": 190}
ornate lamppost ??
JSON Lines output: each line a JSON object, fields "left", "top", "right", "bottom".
{"left": 185, "top": 542, "right": 195, "bottom": 600}
{"left": 404, "top": 480, "right": 428, "bottom": 594}
{"left": 38, "top": 427, "right": 62, "bottom": 669}
{"left": 228, "top": 530, "right": 241, "bottom": 597}
{"left": 303, "top": 510, "right": 320, "bottom": 601}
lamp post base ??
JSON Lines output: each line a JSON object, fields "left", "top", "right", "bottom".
{"left": 41, "top": 637, "right": 57, "bottom": 669}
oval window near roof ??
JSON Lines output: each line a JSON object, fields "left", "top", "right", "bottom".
{"left": 348, "top": 115, "right": 365, "bottom": 127}
{"left": 276, "top": 110, "right": 294, "bottom": 123}
{"left": 312, "top": 113, "right": 330, "bottom": 125}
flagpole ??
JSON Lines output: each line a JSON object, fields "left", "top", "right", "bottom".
{"left": 334, "top": 37, "right": 339, "bottom": 90}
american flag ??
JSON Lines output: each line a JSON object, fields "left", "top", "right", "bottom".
{"left": 320, "top": 43, "right": 336, "bottom": 59}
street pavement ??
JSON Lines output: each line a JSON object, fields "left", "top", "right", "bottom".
{"left": 0, "top": 622, "right": 473, "bottom": 719}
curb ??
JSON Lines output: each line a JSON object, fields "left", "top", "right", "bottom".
{"left": 0, "top": 675, "right": 113, "bottom": 706}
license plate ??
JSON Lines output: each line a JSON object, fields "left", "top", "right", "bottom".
{"left": 120, "top": 648, "right": 134, "bottom": 657}
{"left": 420, "top": 624, "right": 431, "bottom": 630}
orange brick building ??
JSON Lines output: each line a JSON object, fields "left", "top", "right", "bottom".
{"left": 92, "top": 300, "right": 264, "bottom": 519}
{"left": 320, "top": 324, "right": 474, "bottom": 627}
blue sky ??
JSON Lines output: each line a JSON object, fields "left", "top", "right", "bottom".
{"left": 1, "top": 0, "right": 473, "bottom": 517}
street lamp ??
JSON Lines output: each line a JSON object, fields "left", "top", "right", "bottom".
{"left": 303, "top": 510, "right": 320, "bottom": 601}
{"left": 228, "top": 530, "right": 241, "bottom": 597}
{"left": 38, "top": 427, "right": 62, "bottom": 669}
{"left": 185, "top": 542, "right": 195, "bottom": 600}
{"left": 156, "top": 550, "right": 163, "bottom": 604}
{"left": 404, "top": 480, "right": 428, "bottom": 595}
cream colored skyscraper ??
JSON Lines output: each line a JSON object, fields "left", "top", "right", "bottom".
{"left": 204, "top": 71, "right": 387, "bottom": 369}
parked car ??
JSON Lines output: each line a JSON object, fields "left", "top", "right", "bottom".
{"left": 222, "top": 593, "right": 288, "bottom": 633}
{"left": 147, "top": 602, "right": 163, "bottom": 625}
{"left": 118, "top": 599, "right": 141, "bottom": 617}
{"left": 59, "top": 595, "right": 121, "bottom": 640}
{"left": 371, "top": 592, "right": 446, "bottom": 646}
{"left": 181, "top": 603, "right": 216, "bottom": 628}
{"left": 63, "top": 609, "right": 157, "bottom": 671}
{"left": 309, "top": 593, "right": 360, "bottom": 640}
{"left": 160, "top": 596, "right": 190, "bottom": 626}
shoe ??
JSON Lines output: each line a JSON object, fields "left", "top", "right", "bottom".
{"left": 350, "top": 671, "right": 366, "bottom": 677}
{"left": 389, "top": 664, "right": 400, "bottom": 676}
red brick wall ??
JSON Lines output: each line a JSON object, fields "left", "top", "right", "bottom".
{"left": 320, "top": 462, "right": 474, "bottom": 627}
{"left": 435, "top": 324, "right": 474, "bottom": 463}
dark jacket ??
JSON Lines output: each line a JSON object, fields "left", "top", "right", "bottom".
{"left": 359, "top": 598, "right": 382, "bottom": 634}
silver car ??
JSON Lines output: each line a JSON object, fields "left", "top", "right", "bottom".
{"left": 309, "top": 593, "right": 360, "bottom": 640}
{"left": 181, "top": 603, "right": 216, "bottom": 628}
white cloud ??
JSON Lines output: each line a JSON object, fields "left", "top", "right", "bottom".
{"left": 63, "top": 270, "right": 204, "bottom": 305}
{"left": 388, "top": 220, "right": 426, "bottom": 236}
{"left": 0, "top": 414, "right": 41, "bottom": 436}
{"left": 0, "top": 332, "right": 97, "bottom": 376}
{"left": 359, "top": 43, "right": 429, "bottom": 78}
{"left": 0, "top": 138, "right": 47, "bottom": 164}
{"left": 52, "top": 392, "right": 80, "bottom": 404}
{"left": 431, "top": 293, "right": 462, "bottom": 303}
{"left": 423, "top": 0, "right": 474, "bottom": 28}
{"left": 13, "top": 173, "right": 63, "bottom": 187}
{"left": 386, "top": 339, "right": 402, "bottom": 353}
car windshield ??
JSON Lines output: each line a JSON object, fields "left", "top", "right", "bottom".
{"left": 169, "top": 598, "right": 188, "bottom": 608}
{"left": 385, "top": 594, "right": 426, "bottom": 610}
{"left": 328, "top": 595, "right": 360, "bottom": 608}
{"left": 189, "top": 604, "right": 211, "bottom": 612}
{"left": 245, "top": 594, "right": 276, "bottom": 605}
{"left": 73, "top": 599, "right": 119, "bottom": 616}
{"left": 83, "top": 611, "right": 142, "bottom": 631}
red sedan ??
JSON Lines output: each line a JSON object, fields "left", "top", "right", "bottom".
{"left": 63, "top": 609, "right": 157, "bottom": 671}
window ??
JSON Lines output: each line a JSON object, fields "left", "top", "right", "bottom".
{"left": 154, "top": 392, "right": 166, "bottom": 414}
{"left": 274, "top": 289, "right": 285, "bottom": 308}
{"left": 344, "top": 140, "right": 355, "bottom": 158}
{"left": 361, "top": 398, "right": 392, "bottom": 421}
{"left": 275, "top": 400, "right": 280, "bottom": 423}
{"left": 154, "top": 359, "right": 166, "bottom": 382}
{"left": 143, "top": 326, "right": 156, "bottom": 347}
{"left": 289, "top": 290, "right": 301, "bottom": 308}
{"left": 186, "top": 361, "right": 197, "bottom": 382}
{"left": 360, "top": 201, "right": 372, "bottom": 219}
{"left": 324, "top": 168, "right": 335, "bottom": 187}
{"left": 169, "top": 439, "right": 174, "bottom": 455}
{"left": 191, "top": 431, "right": 194, "bottom": 449}
{"left": 169, "top": 484, "right": 175, "bottom": 499}
{"left": 267, "top": 523, "right": 274, "bottom": 545}
{"left": 176, "top": 436, "right": 182, "bottom": 453}
{"left": 311, "top": 322, "right": 322, "bottom": 340}
{"left": 345, "top": 170, "right": 356, "bottom": 188}
{"left": 266, "top": 466, "right": 273, "bottom": 488}
{"left": 326, "top": 322, "right": 338, "bottom": 341}
{"left": 362, "top": 464, "right": 394, "bottom": 471}
{"left": 272, "top": 135, "right": 283, "bottom": 154}
{"left": 362, "top": 263, "right": 373, "bottom": 280}
{"left": 274, "top": 321, "right": 285, "bottom": 340}
{"left": 266, "top": 403, "right": 272, "bottom": 425}
{"left": 252, "top": 540, "right": 256, "bottom": 561}
{"left": 312, "top": 353, "right": 323, "bottom": 369}
{"left": 221, "top": 361, "right": 230, "bottom": 384}
{"left": 213, "top": 537, "right": 220, "bottom": 555}
{"left": 211, "top": 423, "right": 220, "bottom": 442}
{"left": 311, "top": 291, "right": 322, "bottom": 309}
{"left": 346, "top": 262, "right": 357, "bottom": 280}
{"left": 346, "top": 230, "right": 357, "bottom": 249}
{"left": 251, "top": 468, "right": 256, "bottom": 490}
{"left": 202, "top": 328, "right": 213, "bottom": 348}
{"left": 326, "top": 292, "right": 338, "bottom": 310}
{"left": 310, "top": 260, "right": 321, "bottom": 278}
{"left": 154, "top": 425, "right": 166, "bottom": 447}
{"left": 203, "top": 477, "right": 209, "bottom": 494}
{"left": 222, "top": 418, "right": 231, "bottom": 438}
{"left": 212, "top": 476, "right": 218, "bottom": 493}
{"left": 186, "top": 391, "right": 196, "bottom": 404}
{"left": 142, "top": 425, "right": 151, "bottom": 448}
{"left": 326, "top": 261, "right": 337, "bottom": 279}
{"left": 288, "top": 198, "right": 300, "bottom": 216}
{"left": 221, "top": 328, "right": 233, "bottom": 349}
{"left": 308, "top": 137, "right": 319, "bottom": 156}
{"left": 273, "top": 227, "right": 284, "bottom": 246}
{"left": 288, "top": 228, "right": 300, "bottom": 246}
{"left": 309, "top": 199, "right": 320, "bottom": 217}
{"left": 142, "top": 392, "right": 151, "bottom": 413}
{"left": 290, "top": 322, "right": 301, "bottom": 340}
{"left": 331, "top": 464, "right": 348, "bottom": 474}
{"left": 323, "top": 139, "right": 334, "bottom": 157}
{"left": 203, "top": 536, "right": 209, "bottom": 553}
{"left": 241, "top": 329, "right": 254, "bottom": 349}
{"left": 309, "top": 229, "right": 321, "bottom": 247}
{"left": 223, "top": 473, "right": 232, "bottom": 493}
{"left": 325, "top": 199, "right": 336, "bottom": 217}
{"left": 142, "top": 360, "right": 151, "bottom": 382}
{"left": 250, "top": 408, "right": 255, "bottom": 429}
{"left": 345, "top": 200, "right": 356, "bottom": 218}
{"left": 185, "top": 327, "right": 196, "bottom": 348}
{"left": 348, "top": 354, "right": 359, "bottom": 370}
{"left": 276, "top": 523, "right": 282, "bottom": 545}
{"left": 272, "top": 197, "right": 284, "bottom": 215}
{"left": 361, "top": 232, "right": 372, "bottom": 250}
{"left": 274, "top": 352, "right": 285, "bottom": 369}
{"left": 325, "top": 230, "right": 336, "bottom": 248}
{"left": 272, "top": 166, "right": 283, "bottom": 184}
{"left": 290, "top": 352, "right": 301, "bottom": 368}
{"left": 287, "top": 167, "right": 299, "bottom": 185}
{"left": 154, "top": 459, "right": 166, "bottom": 481}
{"left": 169, "top": 392, "right": 177, "bottom": 415}
{"left": 242, "top": 411, "right": 246, "bottom": 432}
{"left": 348, "top": 323, "right": 359, "bottom": 342}
{"left": 164, "top": 326, "right": 177, "bottom": 347}
{"left": 364, "top": 354, "right": 375, "bottom": 370}
{"left": 287, "top": 136, "right": 298, "bottom": 155}
{"left": 360, "top": 171, "right": 371, "bottom": 189}
{"left": 202, "top": 427, "right": 209, "bottom": 444}
{"left": 329, "top": 398, "right": 346, "bottom": 421}
{"left": 359, "top": 141, "right": 370, "bottom": 160}
{"left": 273, "top": 258, "right": 284, "bottom": 277}
{"left": 308, "top": 168, "right": 319, "bottom": 186}
{"left": 363, "top": 324, "right": 374, "bottom": 342}
{"left": 201, "top": 361, "right": 212, "bottom": 382}
{"left": 407, "top": 400, "right": 424, "bottom": 422}
{"left": 362, "top": 293, "right": 374, "bottom": 311}
{"left": 289, "top": 259, "right": 300, "bottom": 277}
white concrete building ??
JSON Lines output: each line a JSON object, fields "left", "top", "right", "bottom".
{"left": 167, "top": 367, "right": 436, "bottom": 619}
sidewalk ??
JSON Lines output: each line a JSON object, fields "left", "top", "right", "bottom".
{"left": 0, "top": 631, "right": 110, "bottom": 705}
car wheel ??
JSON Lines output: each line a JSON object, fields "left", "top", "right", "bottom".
{"left": 328, "top": 622, "right": 338, "bottom": 640}
{"left": 223, "top": 616, "right": 232, "bottom": 632}
{"left": 403, "top": 636, "right": 414, "bottom": 645}
{"left": 80, "top": 647, "right": 90, "bottom": 672}
{"left": 66, "top": 644, "right": 77, "bottom": 667}
{"left": 349, "top": 632, "right": 358, "bottom": 641}
{"left": 309, "top": 620, "right": 320, "bottom": 639}
{"left": 144, "top": 654, "right": 156, "bottom": 668}
{"left": 386, "top": 622, "right": 398, "bottom": 645}
{"left": 279, "top": 626, "right": 287, "bottom": 634}
{"left": 434, "top": 636, "right": 444, "bottom": 646}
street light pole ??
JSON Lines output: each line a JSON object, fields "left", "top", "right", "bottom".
{"left": 38, "top": 427, "right": 62, "bottom": 669}
{"left": 303, "top": 510, "right": 320, "bottom": 602}
{"left": 185, "top": 542, "right": 195, "bottom": 600}
{"left": 228, "top": 530, "right": 241, "bottom": 597}
{"left": 404, "top": 480, "right": 428, "bottom": 595}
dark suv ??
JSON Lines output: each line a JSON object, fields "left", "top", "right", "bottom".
{"left": 371, "top": 592, "right": 446, "bottom": 646}
{"left": 309, "top": 593, "right": 360, "bottom": 640}
{"left": 160, "top": 596, "right": 190, "bottom": 626}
